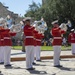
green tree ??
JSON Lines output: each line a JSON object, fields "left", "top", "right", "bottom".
{"left": 24, "top": 0, "right": 75, "bottom": 38}
{"left": 25, "top": 2, "right": 42, "bottom": 20}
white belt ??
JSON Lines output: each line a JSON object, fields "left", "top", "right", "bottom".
{"left": 36, "top": 39, "right": 41, "bottom": 41}
{"left": 1, "top": 39, "right": 4, "bottom": 41}
{"left": 25, "top": 36, "right": 33, "bottom": 38}
{"left": 4, "top": 37, "right": 11, "bottom": 39}
{"left": 71, "top": 38, "right": 75, "bottom": 40}
{"left": 54, "top": 37, "right": 62, "bottom": 39}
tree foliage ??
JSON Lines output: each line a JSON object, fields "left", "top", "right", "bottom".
{"left": 24, "top": 0, "right": 75, "bottom": 38}
{"left": 25, "top": 2, "right": 41, "bottom": 20}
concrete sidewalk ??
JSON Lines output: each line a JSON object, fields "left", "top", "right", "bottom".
{"left": 11, "top": 49, "right": 72, "bottom": 58}
{"left": 0, "top": 49, "right": 75, "bottom": 75}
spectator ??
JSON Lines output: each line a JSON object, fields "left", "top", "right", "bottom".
{"left": 62, "top": 37, "right": 67, "bottom": 47}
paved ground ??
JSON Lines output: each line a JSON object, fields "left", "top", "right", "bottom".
{"left": 11, "top": 49, "right": 72, "bottom": 58}
{"left": 0, "top": 49, "right": 75, "bottom": 75}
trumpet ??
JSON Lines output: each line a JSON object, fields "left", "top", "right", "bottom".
{"left": 9, "top": 23, "right": 23, "bottom": 33}
{"left": 31, "top": 19, "right": 47, "bottom": 33}
{"left": 59, "top": 23, "right": 67, "bottom": 31}
{"left": 0, "top": 17, "right": 24, "bottom": 33}
{"left": 59, "top": 20, "right": 72, "bottom": 31}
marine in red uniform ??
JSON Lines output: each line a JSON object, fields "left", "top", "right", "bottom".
{"left": 35, "top": 32, "right": 44, "bottom": 61}
{"left": 32, "top": 29, "right": 38, "bottom": 65}
{"left": 0, "top": 28, "right": 5, "bottom": 64}
{"left": 3, "top": 29, "right": 16, "bottom": 67}
{"left": 24, "top": 19, "right": 35, "bottom": 70}
{"left": 68, "top": 29, "right": 75, "bottom": 55}
{"left": 51, "top": 20, "right": 66, "bottom": 67}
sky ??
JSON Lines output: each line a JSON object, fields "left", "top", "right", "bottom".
{"left": 0, "top": 0, "right": 42, "bottom": 16}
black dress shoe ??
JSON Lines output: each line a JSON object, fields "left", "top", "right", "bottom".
{"left": 32, "top": 62, "right": 36, "bottom": 65}
{"left": 26, "top": 67, "right": 35, "bottom": 70}
{"left": 54, "top": 65, "right": 62, "bottom": 67}
{"left": 22, "top": 50, "right": 25, "bottom": 52}
{"left": 36, "top": 60, "right": 41, "bottom": 61}
{"left": 4, "top": 64, "right": 11, "bottom": 67}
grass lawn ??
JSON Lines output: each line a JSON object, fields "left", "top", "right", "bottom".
{"left": 12, "top": 46, "right": 71, "bottom": 51}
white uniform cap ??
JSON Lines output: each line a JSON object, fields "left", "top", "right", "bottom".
{"left": 51, "top": 20, "right": 58, "bottom": 25}
{"left": 7, "top": 15, "right": 10, "bottom": 19}
{"left": 23, "top": 17, "right": 31, "bottom": 21}
{"left": 71, "top": 29, "right": 74, "bottom": 31}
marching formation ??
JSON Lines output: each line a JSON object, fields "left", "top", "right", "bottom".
{"left": 0, "top": 17, "right": 46, "bottom": 70}
{"left": 0, "top": 16, "right": 75, "bottom": 72}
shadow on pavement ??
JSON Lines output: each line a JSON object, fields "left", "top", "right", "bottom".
{"left": 28, "top": 70, "right": 47, "bottom": 74}
{"left": 11, "top": 52, "right": 25, "bottom": 56}
{"left": 34, "top": 63, "right": 46, "bottom": 66}
{"left": 4, "top": 66, "right": 25, "bottom": 69}
{"left": 0, "top": 71, "right": 3, "bottom": 75}
{"left": 0, "top": 74, "right": 3, "bottom": 75}
{"left": 4, "top": 66, "right": 48, "bottom": 74}
{"left": 58, "top": 66, "right": 75, "bottom": 71}
{"left": 60, "top": 59, "right": 71, "bottom": 61}
{"left": 40, "top": 60, "right": 52, "bottom": 62}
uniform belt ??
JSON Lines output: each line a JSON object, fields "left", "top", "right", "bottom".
{"left": 71, "top": 38, "right": 75, "bottom": 40}
{"left": 36, "top": 39, "right": 41, "bottom": 41}
{"left": 1, "top": 39, "right": 4, "bottom": 41}
{"left": 4, "top": 37, "right": 11, "bottom": 39}
{"left": 54, "top": 37, "right": 62, "bottom": 39}
{"left": 25, "top": 36, "right": 33, "bottom": 38}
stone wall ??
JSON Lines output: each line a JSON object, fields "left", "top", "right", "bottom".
{"left": 0, "top": 2, "right": 23, "bottom": 24}
{"left": 0, "top": 2, "right": 24, "bottom": 41}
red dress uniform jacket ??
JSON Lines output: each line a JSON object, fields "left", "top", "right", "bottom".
{"left": 0, "top": 33, "right": 4, "bottom": 46}
{"left": 0, "top": 32, "right": 2, "bottom": 46}
{"left": 0, "top": 28, "right": 8, "bottom": 46}
{"left": 3, "top": 29, "right": 16, "bottom": 46}
{"left": 24, "top": 25, "right": 35, "bottom": 46}
{"left": 33, "top": 30, "right": 38, "bottom": 46}
{"left": 68, "top": 32, "right": 75, "bottom": 43}
{"left": 0, "top": 29, "right": 6, "bottom": 46}
{"left": 51, "top": 27, "right": 66, "bottom": 46}
{"left": 35, "top": 33, "right": 44, "bottom": 46}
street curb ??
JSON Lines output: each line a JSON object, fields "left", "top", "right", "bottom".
{"left": 11, "top": 55, "right": 75, "bottom": 62}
